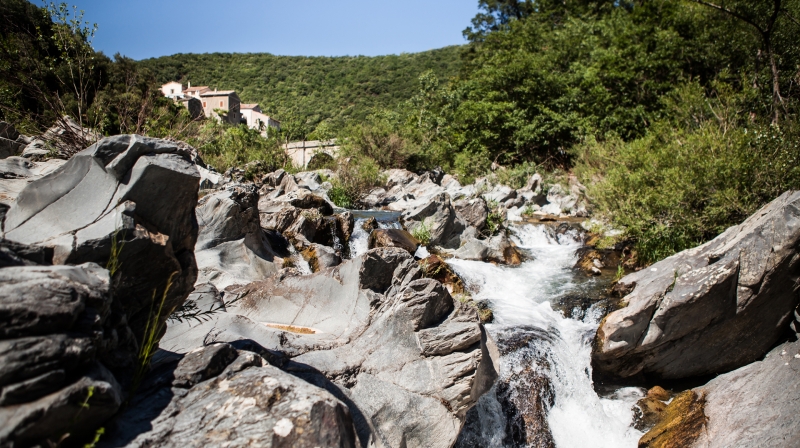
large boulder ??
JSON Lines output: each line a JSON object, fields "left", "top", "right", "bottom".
{"left": 593, "top": 191, "right": 800, "bottom": 380}
{"left": 454, "top": 198, "right": 489, "bottom": 233}
{"left": 2, "top": 134, "right": 200, "bottom": 378}
{"left": 195, "top": 184, "right": 280, "bottom": 289}
{"left": 403, "top": 192, "right": 465, "bottom": 248}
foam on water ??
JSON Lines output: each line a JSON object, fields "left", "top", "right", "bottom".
{"left": 449, "top": 224, "right": 643, "bottom": 448}
{"left": 348, "top": 215, "right": 402, "bottom": 258}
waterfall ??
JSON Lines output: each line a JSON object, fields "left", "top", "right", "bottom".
{"left": 451, "top": 224, "right": 644, "bottom": 448}
{"left": 348, "top": 210, "right": 403, "bottom": 258}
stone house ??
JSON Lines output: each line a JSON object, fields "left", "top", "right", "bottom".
{"left": 240, "top": 104, "right": 281, "bottom": 136}
{"left": 161, "top": 81, "right": 184, "bottom": 99}
{"left": 199, "top": 89, "right": 242, "bottom": 125}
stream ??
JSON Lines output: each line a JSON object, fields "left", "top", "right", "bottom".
{"left": 349, "top": 215, "right": 643, "bottom": 448}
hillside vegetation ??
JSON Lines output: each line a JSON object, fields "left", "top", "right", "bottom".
{"left": 139, "top": 48, "right": 462, "bottom": 136}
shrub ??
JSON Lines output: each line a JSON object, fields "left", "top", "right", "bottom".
{"left": 328, "top": 155, "right": 385, "bottom": 209}
{"left": 574, "top": 83, "right": 800, "bottom": 264}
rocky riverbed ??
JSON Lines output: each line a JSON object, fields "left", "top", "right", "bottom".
{"left": 0, "top": 131, "right": 798, "bottom": 447}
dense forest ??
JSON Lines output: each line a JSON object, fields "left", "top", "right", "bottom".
{"left": 2, "top": 0, "right": 800, "bottom": 262}
{"left": 139, "top": 48, "right": 462, "bottom": 135}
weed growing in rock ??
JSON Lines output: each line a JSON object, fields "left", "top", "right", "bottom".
{"left": 133, "top": 272, "right": 177, "bottom": 393}
{"left": 106, "top": 229, "right": 125, "bottom": 277}
{"left": 411, "top": 219, "right": 433, "bottom": 246}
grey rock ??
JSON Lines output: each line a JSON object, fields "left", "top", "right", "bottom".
{"left": 294, "top": 171, "right": 323, "bottom": 191}
{"left": 403, "top": 192, "right": 465, "bottom": 248}
{"left": 0, "top": 122, "right": 19, "bottom": 141}
{"left": 196, "top": 185, "right": 279, "bottom": 289}
{"left": 691, "top": 339, "right": 800, "bottom": 448}
{"left": 451, "top": 233, "right": 523, "bottom": 265}
{"left": 520, "top": 173, "right": 543, "bottom": 194}
{"left": 106, "top": 364, "right": 358, "bottom": 448}
{"left": 20, "top": 139, "right": 49, "bottom": 161}
{"left": 172, "top": 343, "right": 238, "bottom": 388}
{"left": 368, "top": 228, "right": 420, "bottom": 254}
{"left": 482, "top": 185, "right": 516, "bottom": 204}
{"left": 262, "top": 168, "right": 287, "bottom": 187}
{"left": 594, "top": 191, "right": 800, "bottom": 379}
{"left": 454, "top": 198, "right": 489, "bottom": 232}
{"left": 0, "top": 157, "right": 33, "bottom": 178}
{"left": 4, "top": 135, "right": 200, "bottom": 378}
{"left": 0, "top": 361, "right": 122, "bottom": 447}
{"left": 417, "top": 322, "right": 482, "bottom": 356}
{"left": 162, "top": 248, "right": 495, "bottom": 448}
{"left": 301, "top": 243, "right": 342, "bottom": 272}
{"left": 359, "top": 247, "right": 413, "bottom": 293}
{"left": 0, "top": 239, "right": 53, "bottom": 267}
{"left": 0, "top": 263, "right": 109, "bottom": 339}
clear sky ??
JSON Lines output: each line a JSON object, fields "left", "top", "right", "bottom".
{"left": 60, "top": 0, "right": 480, "bottom": 60}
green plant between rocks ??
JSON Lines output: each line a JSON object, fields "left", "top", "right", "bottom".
{"left": 411, "top": 219, "right": 433, "bottom": 246}
{"left": 132, "top": 271, "right": 177, "bottom": 394}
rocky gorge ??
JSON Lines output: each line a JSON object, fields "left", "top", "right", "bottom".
{"left": 0, "top": 130, "right": 798, "bottom": 448}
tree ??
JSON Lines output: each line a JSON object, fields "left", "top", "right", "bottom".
{"left": 690, "top": 0, "right": 798, "bottom": 124}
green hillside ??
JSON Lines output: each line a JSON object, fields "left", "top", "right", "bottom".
{"left": 139, "top": 47, "right": 463, "bottom": 133}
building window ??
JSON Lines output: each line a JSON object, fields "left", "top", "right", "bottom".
{"left": 220, "top": 101, "right": 224, "bottom": 108}
{"left": 170, "top": 89, "right": 174, "bottom": 94}
{"left": 202, "top": 101, "right": 206, "bottom": 108}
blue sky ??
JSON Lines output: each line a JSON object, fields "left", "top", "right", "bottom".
{"left": 57, "top": 0, "right": 479, "bottom": 60}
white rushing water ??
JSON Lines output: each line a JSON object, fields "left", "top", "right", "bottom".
{"left": 448, "top": 224, "right": 644, "bottom": 448}
{"left": 348, "top": 212, "right": 403, "bottom": 258}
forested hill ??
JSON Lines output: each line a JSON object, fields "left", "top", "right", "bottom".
{"left": 139, "top": 46, "right": 462, "bottom": 132}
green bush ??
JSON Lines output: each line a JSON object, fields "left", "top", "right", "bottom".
{"left": 327, "top": 155, "right": 385, "bottom": 209}
{"left": 574, "top": 82, "right": 800, "bottom": 263}
{"left": 190, "top": 122, "right": 288, "bottom": 172}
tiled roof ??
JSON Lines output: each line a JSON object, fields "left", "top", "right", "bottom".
{"left": 200, "top": 90, "right": 236, "bottom": 97}
{"left": 183, "top": 86, "right": 209, "bottom": 93}
{"left": 240, "top": 103, "right": 260, "bottom": 110}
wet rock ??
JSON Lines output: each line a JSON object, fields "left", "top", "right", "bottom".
{"left": 368, "top": 228, "right": 419, "bottom": 254}
{"left": 638, "top": 390, "right": 707, "bottom": 448}
{"left": 451, "top": 233, "right": 523, "bottom": 266}
{"left": 301, "top": 243, "right": 341, "bottom": 272}
{"left": 633, "top": 395, "right": 668, "bottom": 432}
{"left": 594, "top": 191, "right": 800, "bottom": 380}
{"left": 454, "top": 197, "right": 489, "bottom": 232}
{"left": 419, "top": 254, "right": 465, "bottom": 295}
{"left": 457, "top": 326, "right": 555, "bottom": 448}
{"left": 361, "top": 216, "right": 378, "bottom": 231}
{"left": 195, "top": 185, "right": 279, "bottom": 289}
{"left": 335, "top": 211, "right": 355, "bottom": 246}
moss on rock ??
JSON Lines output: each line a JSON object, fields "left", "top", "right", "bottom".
{"left": 638, "top": 390, "right": 707, "bottom": 448}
